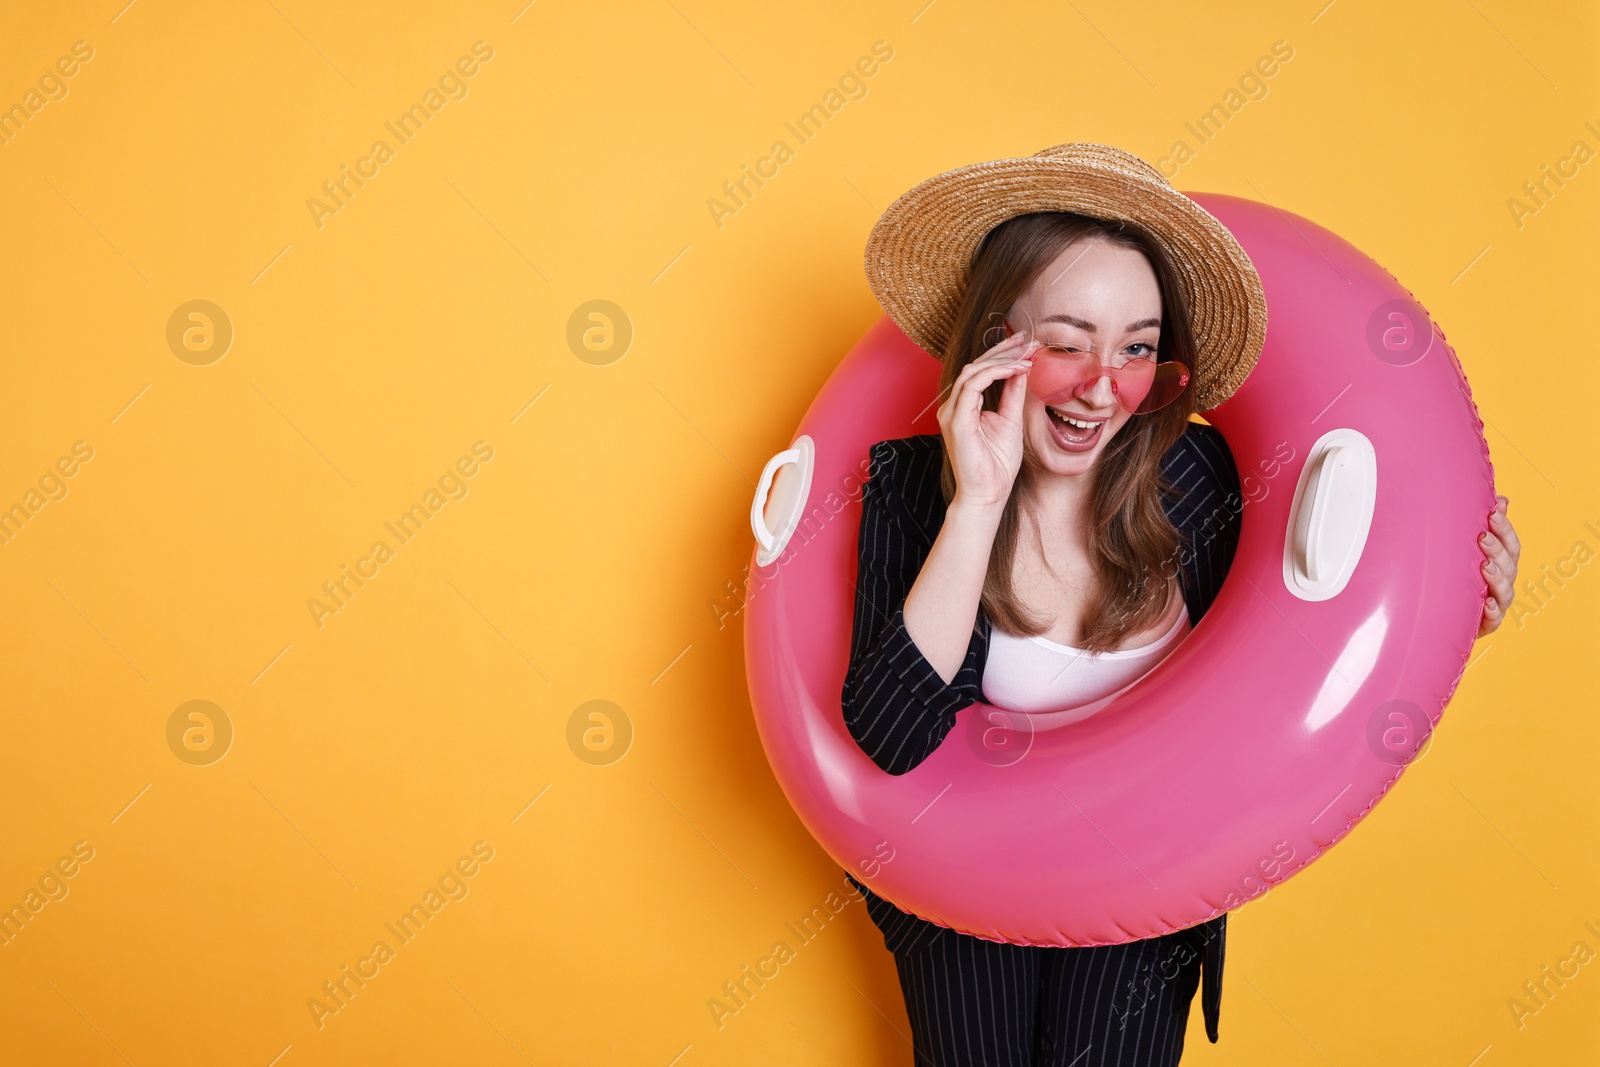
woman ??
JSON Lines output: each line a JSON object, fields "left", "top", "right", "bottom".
{"left": 838, "top": 144, "right": 1521, "bottom": 1066}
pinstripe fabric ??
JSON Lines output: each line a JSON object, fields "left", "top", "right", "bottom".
{"left": 892, "top": 921, "right": 1206, "bottom": 1066}
{"left": 839, "top": 422, "right": 1243, "bottom": 1058}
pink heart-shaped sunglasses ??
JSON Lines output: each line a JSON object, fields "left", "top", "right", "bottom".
{"left": 987, "top": 318, "right": 1191, "bottom": 415}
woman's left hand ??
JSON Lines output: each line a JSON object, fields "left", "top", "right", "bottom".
{"left": 1477, "top": 494, "right": 1521, "bottom": 638}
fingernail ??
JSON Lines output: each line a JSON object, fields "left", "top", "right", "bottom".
{"left": 1492, "top": 511, "right": 1507, "bottom": 525}
{"left": 1487, "top": 597, "right": 1499, "bottom": 612}
{"left": 1480, "top": 532, "right": 1492, "bottom": 544}
{"left": 1485, "top": 561, "right": 1498, "bottom": 575}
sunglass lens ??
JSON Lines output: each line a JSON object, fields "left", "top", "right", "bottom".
{"left": 1026, "top": 354, "right": 1191, "bottom": 414}
{"left": 1127, "top": 362, "right": 1190, "bottom": 414}
{"left": 1024, "top": 351, "right": 1087, "bottom": 407}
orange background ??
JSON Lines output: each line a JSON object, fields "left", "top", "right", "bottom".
{"left": 0, "top": 1, "right": 1595, "bottom": 1064}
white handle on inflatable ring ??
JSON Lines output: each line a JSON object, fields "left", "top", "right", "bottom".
{"left": 1285, "top": 427, "right": 1377, "bottom": 601}
{"left": 1303, "top": 446, "right": 1345, "bottom": 584}
{"left": 750, "top": 435, "right": 815, "bottom": 568}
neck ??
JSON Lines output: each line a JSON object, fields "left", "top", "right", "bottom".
{"left": 1018, "top": 461, "right": 1096, "bottom": 538}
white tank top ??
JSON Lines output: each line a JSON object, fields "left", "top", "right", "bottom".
{"left": 982, "top": 603, "right": 1190, "bottom": 725}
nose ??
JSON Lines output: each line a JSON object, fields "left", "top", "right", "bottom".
{"left": 1079, "top": 370, "right": 1118, "bottom": 410}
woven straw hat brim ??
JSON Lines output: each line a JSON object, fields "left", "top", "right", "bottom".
{"left": 864, "top": 144, "right": 1267, "bottom": 412}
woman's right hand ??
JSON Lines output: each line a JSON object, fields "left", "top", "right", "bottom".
{"left": 937, "top": 326, "right": 1037, "bottom": 513}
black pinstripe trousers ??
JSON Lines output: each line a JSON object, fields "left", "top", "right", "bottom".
{"left": 890, "top": 925, "right": 1203, "bottom": 1066}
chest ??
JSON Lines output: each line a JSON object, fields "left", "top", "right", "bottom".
{"left": 1007, "top": 537, "right": 1184, "bottom": 651}
{"left": 984, "top": 547, "right": 1190, "bottom": 717}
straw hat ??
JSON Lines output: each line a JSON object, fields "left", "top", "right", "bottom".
{"left": 864, "top": 142, "right": 1267, "bottom": 411}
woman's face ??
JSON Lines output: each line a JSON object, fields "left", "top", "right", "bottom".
{"left": 1005, "top": 237, "right": 1163, "bottom": 479}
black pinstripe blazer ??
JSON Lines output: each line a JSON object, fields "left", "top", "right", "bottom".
{"left": 840, "top": 420, "right": 1244, "bottom": 1044}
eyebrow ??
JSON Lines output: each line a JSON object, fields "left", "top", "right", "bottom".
{"left": 1035, "top": 313, "right": 1161, "bottom": 333}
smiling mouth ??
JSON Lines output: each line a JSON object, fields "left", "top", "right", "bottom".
{"left": 1046, "top": 407, "right": 1106, "bottom": 432}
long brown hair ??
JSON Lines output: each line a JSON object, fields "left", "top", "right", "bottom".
{"left": 937, "top": 212, "right": 1198, "bottom": 653}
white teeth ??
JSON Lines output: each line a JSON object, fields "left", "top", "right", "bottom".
{"left": 1049, "top": 408, "right": 1103, "bottom": 431}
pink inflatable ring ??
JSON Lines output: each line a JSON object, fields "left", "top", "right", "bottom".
{"left": 744, "top": 194, "right": 1498, "bottom": 947}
